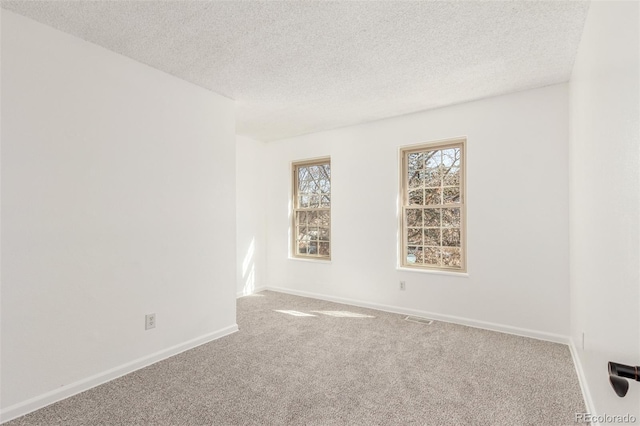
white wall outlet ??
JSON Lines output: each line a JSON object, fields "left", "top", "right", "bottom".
{"left": 145, "top": 313, "right": 156, "bottom": 330}
{"left": 399, "top": 281, "right": 406, "bottom": 291}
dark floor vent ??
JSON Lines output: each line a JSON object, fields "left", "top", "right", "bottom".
{"left": 404, "top": 316, "right": 434, "bottom": 325}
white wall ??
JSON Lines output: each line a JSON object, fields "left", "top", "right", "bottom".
{"left": 569, "top": 1, "right": 640, "bottom": 419}
{"left": 265, "top": 84, "right": 570, "bottom": 340}
{"left": 236, "top": 135, "right": 267, "bottom": 296}
{"left": 1, "top": 10, "right": 237, "bottom": 420}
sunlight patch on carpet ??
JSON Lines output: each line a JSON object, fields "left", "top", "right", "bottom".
{"left": 311, "top": 311, "right": 375, "bottom": 318}
{"left": 274, "top": 310, "right": 317, "bottom": 317}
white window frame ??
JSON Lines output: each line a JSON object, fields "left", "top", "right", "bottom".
{"left": 399, "top": 138, "right": 466, "bottom": 272}
{"left": 291, "top": 157, "right": 331, "bottom": 260}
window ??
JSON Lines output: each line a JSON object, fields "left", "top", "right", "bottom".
{"left": 292, "top": 158, "right": 331, "bottom": 259}
{"left": 400, "top": 139, "right": 466, "bottom": 271}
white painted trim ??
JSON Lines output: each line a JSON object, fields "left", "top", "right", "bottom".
{"left": 0, "top": 324, "right": 239, "bottom": 424}
{"left": 287, "top": 257, "right": 332, "bottom": 264}
{"left": 396, "top": 267, "right": 469, "bottom": 278}
{"left": 568, "top": 338, "right": 598, "bottom": 423}
{"left": 265, "top": 286, "right": 569, "bottom": 344}
{"left": 236, "top": 286, "right": 268, "bottom": 298}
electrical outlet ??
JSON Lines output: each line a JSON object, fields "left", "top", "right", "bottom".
{"left": 399, "top": 281, "right": 406, "bottom": 291}
{"left": 145, "top": 313, "right": 156, "bottom": 330}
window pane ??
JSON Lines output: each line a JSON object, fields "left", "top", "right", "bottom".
{"left": 297, "top": 241, "right": 309, "bottom": 254}
{"left": 296, "top": 211, "right": 308, "bottom": 226}
{"left": 309, "top": 195, "right": 320, "bottom": 208}
{"left": 308, "top": 241, "right": 318, "bottom": 254}
{"left": 442, "top": 228, "right": 460, "bottom": 247}
{"left": 424, "top": 208, "right": 440, "bottom": 226}
{"left": 319, "top": 242, "right": 330, "bottom": 256}
{"left": 441, "top": 247, "right": 461, "bottom": 267}
{"left": 406, "top": 208, "right": 422, "bottom": 227}
{"left": 308, "top": 211, "right": 318, "bottom": 226}
{"left": 320, "top": 194, "right": 331, "bottom": 207}
{"left": 423, "top": 247, "right": 440, "bottom": 265}
{"left": 443, "top": 187, "right": 460, "bottom": 204}
{"left": 407, "top": 228, "right": 422, "bottom": 245}
{"left": 409, "top": 189, "right": 423, "bottom": 205}
{"left": 424, "top": 228, "right": 440, "bottom": 246}
{"left": 424, "top": 151, "right": 441, "bottom": 187}
{"left": 319, "top": 227, "right": 330, "bottom": 241}
{"left": 425, "top": 188, "right": 442, "bottom": 205}
{"left": 408, "top": 170, "right": 423, "bottom": 189}
{"left": 296, "top": 226, "right": 309, "bottom": 241}
{"left": 299, "top": 195, "right": 309, "bottom": 208}
{"left": 298, "top": 167, "right": 309, "bottom": 182}
{"left": 424, "top": 168, "right": 441, "bottom": 187}
{"left": 441, "top": 148, "right": 459, "bottom": 168}
{"left": 442, "top": 165, "right": 460, "bottom": 186}
{"left": 442, "top": 208, "right": 460, "bottom": 227}
{"left": 406, "top": 246, "right": 423, "bottom": 264}
{"left": 425, "top": 150, "right": 440, "bottom": 168}
{"left": 408, "top": 152, "right": 424, "bottom": 172}
{"left": 318, "top": 210, "right": 330, "bottom": 226}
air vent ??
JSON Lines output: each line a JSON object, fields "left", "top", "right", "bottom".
{"left": 404, "top": 316, "right": 434, "bottom": 325}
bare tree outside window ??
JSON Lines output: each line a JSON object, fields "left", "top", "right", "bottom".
{"left": 292, "top": 158, "right": 331, "bottom": 259}
{"left": 401, "top": 140, "right": 466, "bottom": 271}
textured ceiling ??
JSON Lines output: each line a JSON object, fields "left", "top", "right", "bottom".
{"left": 2, "top": 1, "right": 590, "bottom": 142}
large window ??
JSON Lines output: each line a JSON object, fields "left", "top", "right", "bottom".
{"left": 400, "top": 139, "right": 466, "bottom": 271}
{"left": 292, "top": 158, "right": 331, "bottom": 259}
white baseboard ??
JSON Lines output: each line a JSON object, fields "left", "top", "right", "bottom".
{"left": 0, "top": 324, "right": 238, "bottom": 424}
{"left": 568, "top": 339, "right": 597, "bottom": 422}
{"left": 265, "top": 286, "right": 569, "bottom": 344}
{"left": 237, "top": 286, "right": 268, "bottom": 298}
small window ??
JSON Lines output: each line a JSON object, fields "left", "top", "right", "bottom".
{"left": 292, "top": 158, "right": 331, "bottom": 259}
{"left": 400, "top": 139, "right": 466, "bottom": 271}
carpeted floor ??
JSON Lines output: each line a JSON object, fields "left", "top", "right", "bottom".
{"left": 6, "top": 291, "right": 585, "bottom": 425}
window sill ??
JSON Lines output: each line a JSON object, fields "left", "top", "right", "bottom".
{"left": 396, "top": 267, "right": 469, "bottom": 278}
{"left": 288, "top": 256, "right": 332, "bottom": 264}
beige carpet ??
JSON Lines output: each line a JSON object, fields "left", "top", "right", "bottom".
{"left": 6, "top": 290, "right": 585, "bottom": 425}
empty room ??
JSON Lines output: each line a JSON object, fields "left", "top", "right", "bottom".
{"left": 1, "top": 1, "right": 639, "bottom": 425}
